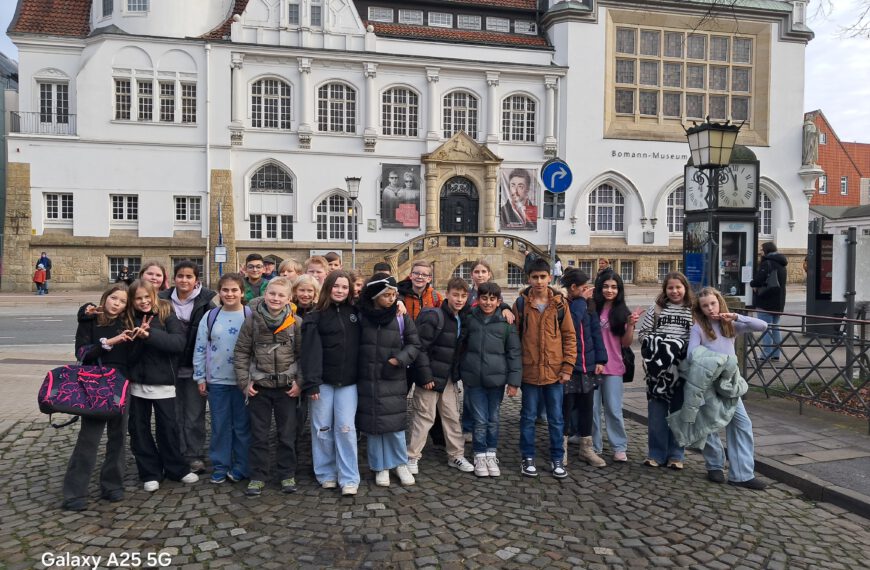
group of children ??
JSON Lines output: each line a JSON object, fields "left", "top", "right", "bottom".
{"left": 62, "top": 255, "right": 768, "bottom": 510}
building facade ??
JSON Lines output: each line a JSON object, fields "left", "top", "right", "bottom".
{"left": 806, "top": 109, "right": 870, "bottom": 208}
{"left": 4, "top": 0, "right": 813, "bottom": 291}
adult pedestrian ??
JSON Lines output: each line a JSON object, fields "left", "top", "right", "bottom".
{"left": 36, "top": 252, "right": 52, "bottom": 293}
{"left": 750, "top": 242, "right": 788, "bottom": 361}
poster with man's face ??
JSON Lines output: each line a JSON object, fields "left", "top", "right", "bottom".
{"left": 499, "top": 167, "right": 538, "bottom": 231}
{"left": 381, "top": 164, "right": 421, "bottom": 229}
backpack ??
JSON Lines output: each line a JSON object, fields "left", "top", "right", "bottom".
{"left": 515, "top": 292, "right": 566, "bottom": 338}
{"left": 206, "top": 305, "right": 253, "bottom": 342}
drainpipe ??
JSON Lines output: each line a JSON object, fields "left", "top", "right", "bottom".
{"left": 204, "top": 43, "right": 212, "bottom": 287}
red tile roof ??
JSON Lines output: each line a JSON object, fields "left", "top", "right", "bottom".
{"left": 201, "top": 0, "right": 250, "bottom": 40}
{"left": 9, "top": 0, "right": 91, "bottom": 37}
{"left": 439, "top": 0, "right": 537, "bottom": 9}
{"left": 366, "top": 21, "right": 549, "bottom": 49}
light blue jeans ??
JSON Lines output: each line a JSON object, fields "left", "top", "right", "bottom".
{"left": 757, "top": 312, "right": 782, "bottom": 359}
{"left": 592, "top": 375, "right": 628, "bottom": 454}
{"left": 702, "top": 398, "right": 756, "bottom": 482}
{"left": 367, "top": 431, "right": 408, "bottom": 472}
{"left": 310, "top": 384, "right": 360, "bottom": 487}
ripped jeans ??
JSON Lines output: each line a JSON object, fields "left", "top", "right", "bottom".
{"left": 310, "top": 384, "right": 360, "bottom": 487}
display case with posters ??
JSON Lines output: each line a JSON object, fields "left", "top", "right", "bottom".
{"left": 380, "top": 164, "right": 421, "bottom": 229}
{"left": 498, "top": 167, "right": 539, "bottom": 231}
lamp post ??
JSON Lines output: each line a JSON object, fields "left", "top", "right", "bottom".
{"left": 345, "top": 176, "right": 361, "bottom": 269}
{"left": 684, "top": 118, "right": 742, "bottom": 289}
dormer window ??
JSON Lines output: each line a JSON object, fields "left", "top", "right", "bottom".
{"left": 457, "top": 15, "right": 481, "bottom": 30}
{"left": 399, "top": 9, "right": 423, "bottom": 25}
{"left": 515, "top": 20, "right": 537, "bottom": 35}
{"left": 486, "top": 17, "right": 510, "bottom": 33}
{"left": 429, "top": 12, "right": 453, "bottom": 28}
{"left": 127, "top": 0, "right": 148, "bottom": 12}
{"left": 368, "top": 7, "right": 394, "bottom": 23}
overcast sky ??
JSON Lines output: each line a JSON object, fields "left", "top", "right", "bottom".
{"left": 0, "top": 1, "right": 868, "bottom": 141}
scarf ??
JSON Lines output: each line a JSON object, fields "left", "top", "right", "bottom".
{"left": 257, "top": 301, "right": 291, "bottom": 332}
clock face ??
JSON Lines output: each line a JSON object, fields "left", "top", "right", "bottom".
{"left": 684, "top": 166, "right": 708, "bottom": 211}
{"left": 717, "top": 163, "right": 758, "bottom": 209}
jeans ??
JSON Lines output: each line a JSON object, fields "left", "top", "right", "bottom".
{"left": 757, "top": 312, "right": 782, "bottom": 359}
{"left": 519, "top": 383, "right": 565, "bottom": 462}
{"left": 62, "top": 414, "right": 127, "bottom": 504}
{"left": 207, "top": 384, "right": 250, "bottom": 478}
{"left": 702, "top": 399, "right": 756, "bottom": 482}
{"left": 461, "top": 384, "right": 474, "bottom": 434}
{"left": 310, "top": 384, "right": 360, "bottom": 487}
{"left": 128, "top": 396, "right": 189, "bottom": 481}
{"left": 367, "top": 431, "right": 408, "bottom": 471}
{"left": 592, "top": 375, "right": 628, "bottom": 453}
{"left": 407, "top": 380, "right": 465, "bottom": 461}
{"left": 175, "top": 371, "right": 207, "bottom": 463}
{"left": 466, "top": 386, "right": 505, "bottom": 454}
{"left": 247, "top": 387, "right": 299, "bottom": 481}
{"left": 647, "top": 391, "right": 684, "bottom": 464}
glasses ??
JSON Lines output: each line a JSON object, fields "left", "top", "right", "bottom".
{"left": 411, "top": 271, "right": 431, "bottom": 278}
{"left": 247, "top": 264, "right": 264, "bottom": 270}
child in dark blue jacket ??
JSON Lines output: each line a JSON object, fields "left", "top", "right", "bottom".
{"left": 560, "top": 268, "right": 608, "bottom": 467}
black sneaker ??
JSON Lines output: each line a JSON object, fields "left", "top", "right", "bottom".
{"left": 281, "top": 478, "right": 298, "bottom": 493}
{"left": 707, "top": 469, "right": 725, "bottom": 484}
{"left": 521, "top": 457, "right": 538, "bottom": 477}
{"left": 728, "top": 478, "right": 767, "bottom": 490}
{"left": 101, "top": 490, "right": 125, "bottom": 502}
{"left": 549, "top": 460, "right": 568, "bottom": 479}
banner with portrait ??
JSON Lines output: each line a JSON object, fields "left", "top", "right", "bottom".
{"left": 498, "top": 167, "right": 539, "bottom": 231}
{"left": 380, "top": 164, "right": 421, "bottom": 229}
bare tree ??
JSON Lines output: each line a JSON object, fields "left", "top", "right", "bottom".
{"left": 815, "top": 0, "right": 870, "bottom": 38}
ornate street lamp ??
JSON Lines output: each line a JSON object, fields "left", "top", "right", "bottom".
{"left": 345, "top": 176, "right": 361, "bottom": 269}
{"left": 684, "top": 118, "right": 742, "bottom": 289}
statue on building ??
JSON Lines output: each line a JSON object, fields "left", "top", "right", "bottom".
{"left": 802, "top": 118, "right": 819, "bottom": 166}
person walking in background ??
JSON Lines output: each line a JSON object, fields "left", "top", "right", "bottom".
{"left": 750, "top": 242, "right": 788, "bottom": 362}
{"left": 36, "top": 252, "right": 52, "bottom": 293}
{"left": 33, "top": 264, "right": 47, "bottom": 295}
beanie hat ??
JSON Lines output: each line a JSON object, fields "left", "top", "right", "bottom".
{"left": 363, "top": 273, "right": 397, "bottom": 302}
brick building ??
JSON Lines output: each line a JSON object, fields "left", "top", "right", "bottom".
{"left": 806, "top": 109, "right": 870, "bottom": 207}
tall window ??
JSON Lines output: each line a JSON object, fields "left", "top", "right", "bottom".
{"left": 507, "top": 263, "right": 524, "bottom": 288}
{"left": 841, "top": 176, "right": 849, "bottom": 195}
{"left": 443, "top": 91, "right": 479, "bottom": 139}
{"left": 667, "top": 186, "right": 685, "bottom": 233}
{"left": 115, "top": 79, "right": 131, "bottom": 120}
{"left": 310, "top": 0, "right": 322, "bottom": 27}
{"left": 502, "top": 95, "right": 536, "bottom": 142}
{"left": 45, "top": 193, "right": 73, "bottom": 221}
{"left": 251, "top": 164, "right": 294, "bottom": 194}
{"left": 382, "top": 87, "right": 418, "bottom": 137}
{"left": 250, "top": 215, "right": 293, "bottom": 240}
{"left": 137, "top": 80, "right": 153, "bottom": 121}
{"left": 38, "top": 82, "right": 69, "bottom": 124}
{"left": 111, "top": 195, "right": 138, "bottom": 222}
{"left": 181, "top": 84, "right": 196, "bottom": 123}
{"left": 316, "top": 194, "right": 356, "bottom": 241}
{"left": 620, "top": 261, "right": 635, "bottom": 284}
{"left": 159, "top": 81, "right": 175, "bottom": 122}
{"left": 288, "top": 0, "right": 300, "bottom": 25}
{"left": 127, "top": 0, "right": 148, "bottom": 12}
{"left": 588, "top": 184, "right": 625, "bottom": 232}
{"left": 317, "top": 83, "right": 356, "bottom": 133}
{"left": 102, "top": 0, "right": 113, "bottom": 17}
{"left": 578, "top": 260, "right": 594, "bottom": 276}
{"left": 109, "top": 257, "right": 141, "bottom": 280}
{"left": 175, "top": 196, "right": 201, "bottom": 222}
{"left": 252, "top": 79, "right": 291, "bottom": 129}
{"left": 115, "top": 75, "right": 197, "bottom": 123}
{"left": 759, "top": 192, "right": 772, "bottom": 236}
{"left": 818, "top": 175, "right": 827, "bottom": 194}
{"left": 657, "top": 261, "right": 672, "bottom": 283}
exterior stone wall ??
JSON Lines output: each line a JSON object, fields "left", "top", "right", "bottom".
{"left": 1, "top": 163, "right": 33, "bottom": 292}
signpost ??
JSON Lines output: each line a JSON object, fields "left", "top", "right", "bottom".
{"left": 541, "top": 158, "right": 573, "bottom": 268}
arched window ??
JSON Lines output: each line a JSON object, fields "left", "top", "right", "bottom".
{"left": 452, "top": 261, "right": 473, "bottom": 286}
{"left": 588, "top": 184, "right": 625, "bottom": 232}
{"left": 317, "top": 82, "right": 356, "bottom": 133}
{"left": 382, "top": 87, "right": 418, "bottom": 137}
{"left": 251, "top": 78, "right": 291, "bottom": 129}
{"left": 250, "top": 164, "right": 293, "bottom": 194}
{"left": 443, "top": 91, "right": 479, "bottom": 139}
{"left": 315, "top": 194, "right": 357, "bottom": 241}
{"left": 667, "top": 186, "right": 684, "bottom": 233}
{"left": 507, "top": 262, "right": 525, "bottom": 288}
{"left": 759, "top": 192, "right": 772, "bottom": 237}
{"left": 502, "top": 94, "right": 536, "bottom": 142}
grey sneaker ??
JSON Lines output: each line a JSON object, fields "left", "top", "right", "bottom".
{"left": 549, "top": 460, "right": 568, "bottom": 479}
{"left": 246, "top": 480, "right": 265, "bottom": 496}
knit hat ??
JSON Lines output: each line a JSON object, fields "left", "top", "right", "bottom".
{"left": 364, "top": 273, "right": 398, "bottom": 301}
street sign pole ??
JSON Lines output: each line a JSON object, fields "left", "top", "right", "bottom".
{"left": 540, "top": 158, "right": 573, "bottom": 274}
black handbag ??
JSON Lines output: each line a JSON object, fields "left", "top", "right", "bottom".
{"left": 621, "top": 346, "right": 636, "bottom": 383}
{"left": 757, "top": 268, "right": 781, "bottom": 297}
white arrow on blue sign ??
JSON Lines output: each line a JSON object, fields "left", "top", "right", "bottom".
{"left": 541, "top": 158, "right": 573, "bottom": 194}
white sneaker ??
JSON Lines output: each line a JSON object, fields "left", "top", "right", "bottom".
{"left": 341, "top": 484, "right": 358, "bottom": 496}
{"left": 180, "top": 473, "right": 199, "bottom": 484}
{"left": 321, "top": 480, "right": 338, "bottom": 489}
{"left": 395, "top": 464, "right": 416, "bottom": 486}
{"left": 143, "top": 480, "right": 159, "bottom": 492}
{"left": 485, "top": 452, "right": 501, "bottom": 477}
{"left": 448, "top": 456, "right": 475, "bottom": 473}
{"left": 375, "top": 470, "right": 390, "bottom": 487}
{"left": 407, "top": 458, "right": 419, "bottom": 475}
{"left": 473, "top": 454, "right": 489, "bottom": 477}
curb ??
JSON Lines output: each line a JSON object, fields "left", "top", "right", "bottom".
{"left": 623, "top": 407, "right": 870, "bottom": 520}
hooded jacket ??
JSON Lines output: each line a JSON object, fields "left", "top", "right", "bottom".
{"left": 397, "top": 277, "right": 442, "bottom": 320}
{"left": 512, "top": 287, "right": 578, "bottom": 385}
{"left": 300, "top": 303, "right": 361, "bottom": 396}
{"left": 750, "top": 252, "right": 788, "bottom": 312}
{"left": 459, "top": 306, "right": 522, "bottom": 389}
{"left": 159, "top": 286, "right": 218, "bottom": 369}
{"left": 567, "top": 297, "right": 608, "bottom": 375}
{"left": 233, "top": 297, "right": 303, "bottom": 392}
{"left": 408, "top": 304, "right": 465, "bottom": 392}
{"left": 129, "top": 311, "right": 187, "bottom": 386}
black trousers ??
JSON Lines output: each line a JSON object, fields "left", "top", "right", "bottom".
{"left": 62, "top": 414, "right": 127, "bottom": 503}
{"left": 175, "top": 370, "right": 207, "bottom": 463}
{"left": 248, "top": 387, "right": 301, "bottom": 481}
{"left": 128, "top": 396, "right": 189, "bottom": 481}
{"left": 563, "top": 391, "right": 595, "bottom": 438}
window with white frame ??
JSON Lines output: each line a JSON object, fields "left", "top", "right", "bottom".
{"left": 588, "top": 184, "right": 625, "bottom": 232}
{"left": 137, "top": 80, "right": 153, "bottom": 121}
{"left": 250, "top": 214, "right": 294, "bottom": 240}
{"left": 175, "top": 196, "right": 201, "bottom": 223}
{"left": 507, "top": 263, "right": 525, "bottom": 288}
{"left": 514, "top": 20, "right": 537, "bottom": 34}
{"left": 382, "top": 87, "right": 418, "bottom": 137}
{"left": 457, "top": 14, "right": 481, "bottom": 30}
{"left": 111, "top": 195, "right": 138, "bottom": 222}
{"left": 443, "top": 91, "right": 479, "bottom": 139}
{"left": 127, "top": 0, "right": 148, "bottom": 12}
{"left": 316, "top": 194, "right": 356, "bottom": 241}
{"left": 115, "top": 79, "right": 132, "bottom": 120}
{"left": 102, "top": 0, "right": 113, "bottom": 17}
{"left": 250, "top": 164, "right": 294, "bottom": 194}
{"left": 114, "top": 74, "right": 196, "bottom": 124}
{"left": 288, "top": 0, "right": 300, "bottom": 25}
{"left": 252, "top": 78, "right": 292, "bottom": 129}
{"left": 578, "top": 260, "right": 594, "bottom": 276}
{"left": 38, "top": 82, "right": 69, "bottom": 124}
{"left": 657, "top": 261, "right": 672, "bottom": 283}
{"left": 486, "top": 17, "right": 510, "bottom": 33}
{"left": 819, "top": 132, "right": 827, "bottom": 145}
{"left": 159, "top": 81, "right": 175, "bottom": 122}
{"left": 452, "top": 262, "right": 474, "bottom": 286}
{"left": 841, "top": 176, "right": 848, "bottom": 195}
{"left": 818, "top": 174, "right": 827, "bottom": 194}
{"left": 399, "top": 10, "right": 423, "bottom": 25}
{"left": 502, "top": 94, "right": 536, "bottom": 142}
{"left": 181, "top": 84, "right": 196, "bottom": 123}
{"left": 429, "top": 12, "right": 453, "bottom": 28}
{"left": 45, "top": 193, "right": 73, "bottom": 221}
{"left": 317, "top": 83, "right": 356, "bottom": 133}
{"left": 368, "top": 7, "right": 393, "bottom": 22}
{"left": 667, "top": 186, "right": 685, "bottom": 233}
{"left": 619, "top": 261, "right": 635, "bottom": 284}
{"left": 759, "top": 192, "right": 772, "bottom": 236}
{"left": 310, "top": 0, "right": 322, "bottom": 27}
{"left": 109, "top": 257, "right": 141, "bottom": 280}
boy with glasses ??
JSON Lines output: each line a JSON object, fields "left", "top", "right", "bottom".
{"left": 397, "top": 261, "right": 442, "bottom": 320}
{"left": 243, "top": 254, "right": 269, "bottom": 302}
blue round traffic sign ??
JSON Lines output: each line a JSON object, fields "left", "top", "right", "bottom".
{"left": 541, "top": 158, "right": 573, "bottom": 194}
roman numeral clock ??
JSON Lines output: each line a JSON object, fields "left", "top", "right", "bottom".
{"left": 683, "top": 152, "right": 760, "bottom": 301}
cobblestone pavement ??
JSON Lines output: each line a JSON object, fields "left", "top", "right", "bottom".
{"left": 2, "top": 395, "right": 870, "bottom": 570}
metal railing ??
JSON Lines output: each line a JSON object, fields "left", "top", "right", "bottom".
{"left": 740, "top": 309, "right": 870, "bottom": 427}
{"left": 9, "top": 111, "right": 77, "bottom": 135}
